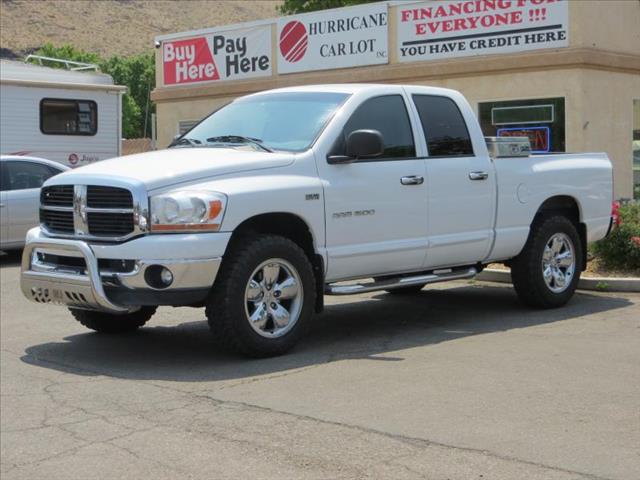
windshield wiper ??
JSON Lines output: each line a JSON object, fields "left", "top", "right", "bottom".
{"left": 206, "top": 135, "right": 273, "bottom": 152}
{"left": 169, "top": 137, "right": 202, "bottom": 148}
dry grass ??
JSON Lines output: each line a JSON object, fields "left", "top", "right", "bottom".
{"left": 0, "top": 0, "right": 282, "bottom": 58}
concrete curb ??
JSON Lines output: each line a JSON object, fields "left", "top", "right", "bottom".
{"left": 477, "top": 269, "right": 640, "bottom": 293}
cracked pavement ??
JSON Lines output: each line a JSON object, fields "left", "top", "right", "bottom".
{"left": 1, "top": 252, "right": 639, "bottom": 479}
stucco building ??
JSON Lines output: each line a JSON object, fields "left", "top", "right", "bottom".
{"left": 152, "top": 0, "right": 640, "bottom": 199}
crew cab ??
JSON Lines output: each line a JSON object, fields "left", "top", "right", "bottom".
{"left": 20, "top": 84, "right": 613, "bottom": 356}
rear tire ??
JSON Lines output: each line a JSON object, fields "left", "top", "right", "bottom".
{"left": 206, "top": 235, "right": 316, "bottom": 357}
{"left": 70, "top": 307, "right": 156, "bottom": 333}
{"left": 511, "top": 215, "right": 582, "bottom": 308}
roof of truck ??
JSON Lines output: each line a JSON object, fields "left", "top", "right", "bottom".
{"left": 247, "top": 83, "right": 459, "bottom": 97}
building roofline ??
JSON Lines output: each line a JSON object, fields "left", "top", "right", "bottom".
{"left": 153, "top": 0, "right": 400, "bottom": 43}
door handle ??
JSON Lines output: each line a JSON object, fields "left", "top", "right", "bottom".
{"left": 400, "top": 175, "right": 424, "bottom": 185}
{"left": 469, "top": 171, "right": 489, "bottom": 181}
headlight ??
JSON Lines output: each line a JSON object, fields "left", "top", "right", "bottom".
{"left": 150, "top": 190, "right": 227, "bottom": 232}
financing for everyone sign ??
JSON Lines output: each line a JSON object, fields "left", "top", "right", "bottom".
{"left": 162, "top": 25, "right": 271, "bottom": 85}
{"left": 277, "top": 3, "right": 388, "bottom": 74}
{"left": 397, "top": 0, "right": 569, "bottom": 63}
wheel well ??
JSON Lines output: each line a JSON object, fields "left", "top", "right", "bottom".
{"left": 534, "top": 196, "right": 587, "bottom": 271}
{"left": 536, "top": 196, "right": 581, "bottom": 222}
{"left": 227, "top": 213, "right": 325, "bottom": 312}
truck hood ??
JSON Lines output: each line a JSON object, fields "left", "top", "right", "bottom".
{"left": 47, "top": 148, "right": 295, "bottom": 190}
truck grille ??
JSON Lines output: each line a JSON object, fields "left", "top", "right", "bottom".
{"left": 40, "top": 209, "right": 74, "bottom": 233}
{"left": 40, "top": 185, "right": 138, "bottom": 239}
{"left": 87, "top": 212, "right": 135, "bottom": 235}
{"left": 41, "top": 185, "right": 73, "bottom": 206}
{"left": 87, "top": 186, "right": 133, "bottom": 209}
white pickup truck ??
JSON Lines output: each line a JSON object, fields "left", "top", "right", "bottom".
{"left": 21, "top": 84, "right": 613, "bottom": 356}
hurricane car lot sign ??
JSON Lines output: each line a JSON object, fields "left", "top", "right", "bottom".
{"left": 163, "top": 25, "right": 271, "bottom": 85}
{"left": 397, "top": 0, "right": 569, "bottom": 62}
{"left": 277, "top": 3, "right": 388, "bottom": 74}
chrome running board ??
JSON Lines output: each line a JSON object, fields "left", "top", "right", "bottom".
{"left": 325, "top": 267, "right": 478, "bottom": 296}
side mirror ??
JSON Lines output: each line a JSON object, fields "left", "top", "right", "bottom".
{"left": 327, "top": 129, "right": 384, "bottom": 164}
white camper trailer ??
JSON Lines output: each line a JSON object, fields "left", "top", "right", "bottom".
{"left": 0, "top": 58, "right": 126, "bottom": 168}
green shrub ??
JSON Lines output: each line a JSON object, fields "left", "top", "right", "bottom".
{"left": 591, "top": 202, "right": 640, "bottom": 272}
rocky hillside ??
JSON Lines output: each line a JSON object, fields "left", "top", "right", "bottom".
{"left": 0, "top": 0, "right": 282, "bottom": 59}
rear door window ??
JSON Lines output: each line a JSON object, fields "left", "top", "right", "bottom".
{"left": 0, "top": 163, "right": 9, "bottom": 191}
{"left": 47, "top": 164, "right": 65, "bottom": 176}
{"left": 4, "top": 161, "right": 56, "bottom": 190}
{"left": 412, "top": 95, "right": 474, "bottom": 157}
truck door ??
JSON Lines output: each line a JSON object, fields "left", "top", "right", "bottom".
{"left": 3, "top": 161, "right": 58, "bottom": 245}
{"left": 406, "top": 91, "right": 495, "bottom": 268}
{"left": 317, "top": 93, "right": 428, "bottom": 281}
{"left": 0, "top": 163, "right": 8, "bottom": 246}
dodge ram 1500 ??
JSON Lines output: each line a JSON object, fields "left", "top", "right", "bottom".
{"left": 21, "top": 84, "right": 613, "bottom": 356}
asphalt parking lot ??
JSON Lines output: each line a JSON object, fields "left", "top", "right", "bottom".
{"left": 1, "top": 251, "right": 639, "bottom": 480}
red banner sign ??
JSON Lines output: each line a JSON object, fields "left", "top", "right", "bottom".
{"left": 161, "top": 25, "right": 272, "bottom": 86}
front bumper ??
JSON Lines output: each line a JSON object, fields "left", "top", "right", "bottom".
{"left": 20, "top": 228, "right": 229, "bottom": 314}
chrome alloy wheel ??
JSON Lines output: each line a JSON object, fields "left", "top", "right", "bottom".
{"left": 541, "top": 233, "right": 576, "bottom": 293}
{"left": 244, "top": 258, "right": 303, "bottom": 338}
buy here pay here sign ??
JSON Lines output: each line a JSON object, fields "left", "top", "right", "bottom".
{"left": 162, "top": 24, "right": 272, "bottom": 85}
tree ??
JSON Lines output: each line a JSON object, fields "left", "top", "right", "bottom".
{"left": 34, "top": 43, "right": 101, "bottom": 67}
{"left": 31, "top": 43, "right": 155, "bottom": 138}
{"left": 101, "top": 54, "right": 155, "bottom": 138}
{"left": 278, "top": 0, "right": 382, "bottom": 15}
{"left": 121, "top": 94, "right": 142, "bottom": 139}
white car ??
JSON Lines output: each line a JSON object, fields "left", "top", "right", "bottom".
{"left": 20, "top": 85, "right": 613, "bottom": 356}
{"left": 1, "top": 156, "right": 69, "bottom": 250}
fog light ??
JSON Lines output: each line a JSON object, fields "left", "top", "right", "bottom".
{"left": 160, "top": 267, "right": 173, "bottom": 286}
{"left": 145, "top": 265, "right": 174, "bottom": 289}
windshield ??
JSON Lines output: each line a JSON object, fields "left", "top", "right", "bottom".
{"left": 176, "top": 92, "right": 350, "bottom": 152}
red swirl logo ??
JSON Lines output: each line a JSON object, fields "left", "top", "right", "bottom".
{"left": 279, "top": 21, "right": 308, "bottom": 63}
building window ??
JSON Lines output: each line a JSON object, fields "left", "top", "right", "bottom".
{"left": 634, "top": 99, "right": 640, "bottom": 199}
{"left": 412, "top": 95, "right": 474, "bottom": 157}
{"left": 40, "top": 99, "right": 97, "bottom": 135}
{"left": 478, "top": 98, "right": 565, "bottom": 153}
{"left": 178, "top": 120, "right": 199, "bottom": 135}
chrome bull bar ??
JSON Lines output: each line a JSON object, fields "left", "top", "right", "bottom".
{"left": 21, "top": 238, "right": 133, "bottom": 314}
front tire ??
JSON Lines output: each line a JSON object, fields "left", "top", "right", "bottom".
{"left": 206, "top": 235, "right": 316, "bottom": 357}
{"left": 511, "top": 215, "right": 582, "bottom": 308}
{"left": 70, "top": 307, "right": 156, "bottom": 333}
